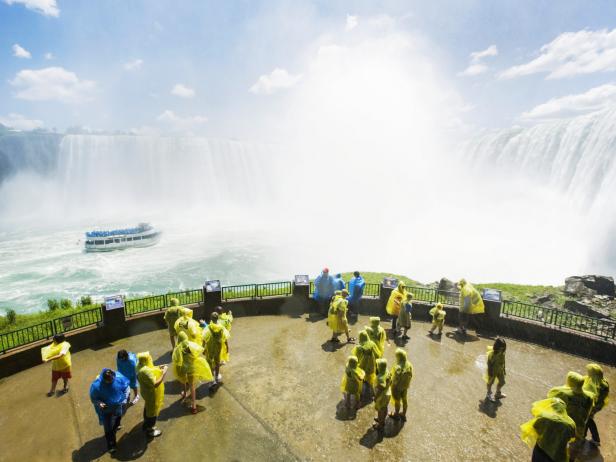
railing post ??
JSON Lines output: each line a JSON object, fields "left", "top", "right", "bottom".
{"left": 164, "top": 293, "right": 169, "bottom": 308}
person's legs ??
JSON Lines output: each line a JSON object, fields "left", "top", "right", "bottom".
{"left": 401, "top": 393, "right": 408, "bottom": 419}
{"left": 103, "top": 413, "right": 120, "bottom": 450}
{"left": 586, "top": 416, "right": 600, "bottom": 443}
{"left": 49, "top": 378, "right": 58, "bottom": 395}
{"left": 391, "top": 317, "right": 397, "bottom": 335}
{"left": 495, "top": 376, "right": 506, "bottom": 398}
{"left": 486, "top": 377, "right": 495, "bottom": 400}
{"left": 190, "top": 378, "right": 197, "bottom": 413}
{"left": 531, "top": 444, "right": 554, "bottom": 462}
{"left": 458, "top": 312, "right": 468, "bottom": 333}
{"left": 131, "top": 387, "right": 139, "bottom": 402}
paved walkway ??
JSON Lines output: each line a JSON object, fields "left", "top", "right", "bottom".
{"left": 0, "top": 314, "right": 614, "bottom": 461}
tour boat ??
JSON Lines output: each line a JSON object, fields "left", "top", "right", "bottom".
{"left": 84, "top": 223, "right": 161, "bottom": 252}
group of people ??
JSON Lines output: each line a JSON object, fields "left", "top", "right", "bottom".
{"left": 314, "top": 269, "right": 365, "bottom": 316}
{"left": 41, "top": 298, "right": 234, "bottom": 454}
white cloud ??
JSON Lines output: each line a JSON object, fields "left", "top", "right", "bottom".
{"left": 459, "top": 44, "right": 498, "bottom": 77}
{"left": 249, "top": 68, "right": 302, "bottom": 95}
{"left": 521, "top": 83, "right": 616, "bottom": 120}
{"left": 345, "top": 14, "right": 358, "bottom": 32}
{"left": 156, "top": 110, "right": 208, "bottom": 134}
{"left": 500, "top": 28, "right": 616, "bottom": 80}
{"left": 9, "top": 67, "right": 96, "bottom": 103}
{"left": 12, "top": 44, "right": 31, "bottom": 59}
{"left": 4, "top": 0, "right": 59, "bottom": 17}
{"left": 171, "top": 83, "right": 195, "bottom": 98}
{"left": 124, "top": 59, "right": 143, "bottom": 71}
{"left": 44, "top": 52, "right": 54, "bottom": 60}
{"left": 0, "top": 113, "right": 44, "bottom": 131}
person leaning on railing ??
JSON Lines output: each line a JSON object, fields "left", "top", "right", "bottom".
{"left": 164, "top": 298, "right": 183, "bottom": 349}
{"left": 456, "top": 279, "right": 484, "bottom": 335}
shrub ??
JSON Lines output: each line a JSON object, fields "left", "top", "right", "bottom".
{"left": 60, "top": 299, "right": 73, "bottom": 310}
{"left": 80, "top": 295, "right": 92, "bottom": 307}
{"left": 47, "top": 299, "right": 60, "bottom": 311}
{"left": 6, "top": 309, "right": 16, "bottom": 324}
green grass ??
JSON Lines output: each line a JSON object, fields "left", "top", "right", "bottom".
{"left": 473, "top": 283, "right": 567, "bottom": 306}
{"left": 0, "top": 304, "right": 101, "bottom": 335}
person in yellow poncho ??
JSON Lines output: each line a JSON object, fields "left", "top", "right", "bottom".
{"left": 327, "top": 291, "right": 343, "bottom": 342}
{"left": 428, "top": 303, "right": 446, "bottom": 336}
{"left": 365, "top": 317, "right": 386, "bottom": 358}
{"left": 386, "top": 282, "right": 406, "bottom": 336}
{"left": 389, "top": 348, "right": 413, "bottom": 422}
{"left": 582, "top": 363, "right": 610, "bottom": 446}
{"left": 41, "top": 334, "right": 72, "bottom": 396}
{"left": 340, "top": 355, "right": 365, "bottom": 411}
{"left": 457, "top": 279, "right": 484, "bottom": 335}
{"left": 352, "top": 330, "right": 379, "bottom": 400}
{"left": 373, "top": 358, "right": 391, "bottom": 432}
{"left": 164, "top": 298, "right": 184, "bottom": 348}
{"left": 520, "top": 397, "right": 576, "bottom": 462}
{"left": 328, "top": 289, "right": 354, "bottom": 343}
{"left": 216, "top": 305, "right": 234, "bottom": 332}
{"left": 203, "top": 312, "right": 227, "bottom": 386}
{"left": 485, "top": 337, "right": 507, "bottom": 402}
{"left": 174, "top": 307, "right": 203, "bottom": 344}
{"left": 547, "top": 371, "right": 594, "bottom": 441}
{"left": 172, "top": 331, "right": 213, "bottom": 414}
{"left": 136, "top": 352, "right": 168, "bottom": 437}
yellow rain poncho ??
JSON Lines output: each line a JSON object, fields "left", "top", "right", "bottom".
{"left": 390, "top": 349, "right": 413, "bottom": 406}
{"left": 327, "top": 291, "right": 343, "bottom": 333}
{"left": 458, "top": 279, "right": 485, "bottom": 315}
{"left": 429, "top": 304, "right": 446, "bottom": 329}
{"left": 485, "top": 346, "right": 506, "bottom": 384}
{"left": 547, "top": 371, "right": 594, "bottom": 439}
{"left": 136, "top": 352, "right": 165, "bottom": 417}
{"left": 172, "top": 332, "right": 213, "bottom": 384}
{"left": 174, "top": 308, "right": 203, "bottom": 344}
{"left": 352, "top": 331, "right": 379, "bottom": 387}
{"left": 41, "top": 340, "right": 71, "bottom": 371}
{"left": 386, "top": 282, "right": 406, "bottom": 316}
{"left": 340, "top": 356, "right": 365, "bottom": 399}
{"left": 583, "top": 363, "right": 610, "bottom": 414}
{"left": 219, "top": 311, "right": 233, "bottom": 332}
{"left": 203, "top": 321, "right": 226, "bottom": 368}
{"left": 164, "top": 301, "right": 184, "bottom": 336}
{"left": 365, "top": 317, "right": 386, "bottom": 358}
{"left": 520, "top": 397, "right": 576, "bottom": 462}
{"left": 374, "top": 358, "right": 391, "bottom": 411}
{"left": 329, "top": 296, "right": 349, "bottom": 334}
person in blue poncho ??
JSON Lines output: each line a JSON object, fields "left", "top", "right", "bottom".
{"left": 333, "top": 273, "right": 346, "bottom": 291}
{"left": 314, "top": 267, "right": 335, "bottom": 315}
{"left": 117, "top": 350, "right": 140, "bottom": 405}
{"left": 90, "top": 368, "right": 130, "bottom": 454}
{"left": 348, "top": 271, "right": 365, "bottom": 315}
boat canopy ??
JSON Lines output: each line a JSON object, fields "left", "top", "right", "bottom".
{"left": 85, "top": 223, "right": 151, "bottom": 238}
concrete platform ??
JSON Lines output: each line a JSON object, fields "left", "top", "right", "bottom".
{"left": 0, "top": 314, "right": 614, "bottom": 461}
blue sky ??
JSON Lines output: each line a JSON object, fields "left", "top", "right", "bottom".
{"left": 2, "top": 0, "right": 616, "bottom": 138}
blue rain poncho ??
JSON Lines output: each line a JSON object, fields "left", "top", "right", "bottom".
{"left": 116, "top": 352, "right": 138, "bottom": 389}
{"left": 348, "top": 276, "right": 365, "bottom": 303}
{"left": 90, "top": 368, "right": 130, "bottom": 425}
{"left": 314, "top": 271, "right": 335, "bottom": 302}
{"left": 333, "top": 274, "right": 346, "bottom": 291}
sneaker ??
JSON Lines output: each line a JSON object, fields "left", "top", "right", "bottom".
{"left": 217, "top": 373, "right": 223, "bottom": 382}
{"left": 148, "top": 428, "right": 162, "bottom": 437}
{"left": 131, "top": 396, "right": 140, "bottom": 405}
{"left": 108, "top": 447, "right": 117, "bottom": 454}
{"left": 487, "top": 392, "right": 495, "bottom": 402}
{"left": 495, "top": 392, "right": 507, "bottom": 399}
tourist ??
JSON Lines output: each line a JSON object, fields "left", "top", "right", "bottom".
{"left": 347, "top": 271, "right": 365, "bottom": 315}
{"left": 172, "top": 331, "right": 213, "bottom": 414}
{"left": 456, "top": 278, "right": 484, "bottom": 335}
{"left": 365, "top": 317, "right": 386, "bottom": 358}
{"left": 333, "top": 273, "right": 346, "bottom": 291}
{"left": 203, "top": 312, "right": 226, "bottom": 386}
{"left": 89, "top": 368, "right": 130, "bottom": 454}
{"left": 340, "top": 355, "right": 365, "bottom": 411}
{"left": 116, "top": 349, "right": 139, "bottom": 404}
{"left": 329, "top": 289, "right": 354, "bottom": 343}
{"left": 217, "top": 305, "right": 234, "bottom": 332}
{"left": 520, "top": 397, "right": 576, "bottom": 462}
{"left": 389, "top": 348, "right": 413, "bottom": 422}
{"left": 386, "top": 281, "right": 406, "bottom": 337}
{"left": 373, "top": 358, "right": 391, "bottom": 432}
{"left": 164, "top": 298, "right": 184, "bottom": 348}
{"left": 398, "top": 292, "right": 413, "bottom": 340}
{"left": 547, "top": 372, "right": 594, "bottom": 442}
{"left": 327, "top": 291, "right": 343, "bottom": 343}
{"left": 485, "top": 337, "right": 507, "bottom": 402}
{"left": 41, "top": 334, "right": 72, "bottom": 397}
{"left": 352, "top": 331, "right": 379, "bottom": 401}
{"left": 174, "top": 307, "right": 203, "bottom": 344}
{"left": 313, "top": 268, "right": 335, "bottom": 315}
{"left": 582, "top": 363, "right": 610, "bottom": 446}
{"left": 428, "top": 303, "right": 446, "bottom": 336}
{"left": 136, "top": 352, "right": 167, "bottom": 437}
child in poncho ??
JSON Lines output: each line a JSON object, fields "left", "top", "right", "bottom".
{"left": 136, "top": 352, "right": 168, "bottom": 437}
{"left": 340, "top": 355, "right": 365, "bottom": 411}
{"left": 203, "top": 312, "right": 227, "bottom": 385}
{"left": 365, "top": 317, "right": 386, "bottom": 358}
{"left": 547, "top": 371, "right": 594, "bottom": 441}
{"left": 397, "top": 293, "right": 413, "bottom": 340}
{"left": 373, "top": 358, "right": 391, "bottom": 432}
{"left": 390, "top": 348, "right": 413, "bottom": 421}
{"left": 41, "top": 334, "right": 72, "bottom": 396}
{"left": 486, "top": 337, "right": 506, "bottom": 402}
{"left": 352, "top": 331, "right": 379, "bottom": 400}
{"left": 582, "top": 363, "right": 610, "bottom": 446}
{"left": 164, "top": 298, "right": 184, "bottom": 348}
{"left": 174, "top": 307, "right": 203, "bottom": 344}
{"left": 116, "top": 350, "right": 140, "bottom": 404}
{"left": 428, "top": 303, "right": 446, "bottom": 336}
{"left": 172, "top": 331, "right": 213, "bottom": 414}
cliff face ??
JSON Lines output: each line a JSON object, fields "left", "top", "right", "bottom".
{"left": 0, "top": 130, "right": 62, "bottom": 185}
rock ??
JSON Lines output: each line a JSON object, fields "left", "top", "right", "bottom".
{"left": 563, "top": 300, "right": 611, "bottom": 319}
{"left": 536, "top": 294, "right": 553, "bottom": 304}
{"left": 564, "top": 277, "right": 596, "bottom": 297}
{"left": 565, "top": 275, "right": 615, "bottom": 297}
{"left": 437, "top": 278, "right": 458, "bottom": 294}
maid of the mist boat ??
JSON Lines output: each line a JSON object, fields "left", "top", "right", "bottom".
{"left": 84, "top": 223, "right": 161, "bottom": 252}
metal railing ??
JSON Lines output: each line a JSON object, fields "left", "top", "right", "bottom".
{"left": 125, "top": 295, "right": 166, "bottom": 316}
{"left": 222, "top": 282, "right": 293, "bottom": 301}
{"left": 0, "top": 306, "right": 102, "bottom": 354}
{"left": 502, "top": 300, "right": 616, "bottom": 340}
{"left": 362, "top": 283, "right": 381, "bottom": 298}
{"left": 166, "top": 289, "right": 203, "bottom": 307}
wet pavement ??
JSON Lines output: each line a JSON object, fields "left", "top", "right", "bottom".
{"left": 0, "top": 314, "right": 614, "bottom": 461}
